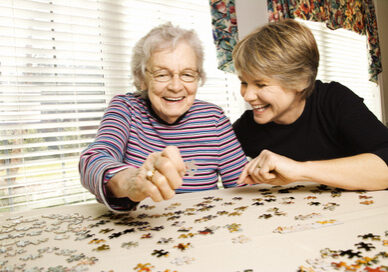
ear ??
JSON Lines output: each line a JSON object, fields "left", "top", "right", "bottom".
{"left": 140, "top": 80, "right": 147, "bottom": 91}
{"left": 295, "top": 80, "right": 309, "bottom": 94}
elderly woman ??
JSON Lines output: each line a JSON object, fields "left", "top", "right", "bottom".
{"left": 79, "top": 22, "right": 247, "bottom": 212}
{"left": 232, "top": 19, "right": 388, "bottom": 190}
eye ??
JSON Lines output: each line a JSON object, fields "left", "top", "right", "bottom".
{"left": 153, "top": 71, "right": 170, "bottom": 80}
{"left": 181, "top": 73, "right": 195, "bottom": 79}
{"left": 180, "top": 70, "right": 198, "bottom": 82}
{"left": 256, "top": 83, "right": 266, "bottom": 88}
{"left": 240, "top": 81, "right": 247, "bottom": 86}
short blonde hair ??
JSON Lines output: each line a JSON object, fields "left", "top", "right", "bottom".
{"left": 131, "top": 22, "right": 205, "bottom": 95}
{"left": 232, "top": 19, "right": 319, "bottom": 98}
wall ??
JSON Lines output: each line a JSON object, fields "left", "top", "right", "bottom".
{"left": 375, "top": 0, "right": 388, "bottom": 125}
{"left": 235, "top": 0, "right": 267, "bottom": 39}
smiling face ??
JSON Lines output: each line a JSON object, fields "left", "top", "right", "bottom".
{"left": 239, "top": 73, "right": 306, "bottom": 125}
{"left": 142, "top": 42, "right": 199, "bottom": 124}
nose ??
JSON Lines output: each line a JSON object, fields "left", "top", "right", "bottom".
{"left": 167, "top": 74, "right": 184, "bottom": 91}
{"left": 242, "top": 85, "right": 257, "bottom": 102}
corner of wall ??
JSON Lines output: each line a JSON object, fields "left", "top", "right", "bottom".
{"left": 235, "top": 0, "right": 268, "bottom": 40}
{"left": 374, "top": 0, "right": 388, "bottom": 125}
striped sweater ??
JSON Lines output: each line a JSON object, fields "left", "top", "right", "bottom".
{"left": 79, "top": 93, "right": 247, "bottom": 211}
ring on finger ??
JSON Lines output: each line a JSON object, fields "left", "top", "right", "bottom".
{"left": 146, "top": 169, "right": 155, "bottom": 180}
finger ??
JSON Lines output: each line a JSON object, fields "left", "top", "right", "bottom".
{"left": 256, "top": 157, "right": 266, "bottom": 171}
{"left": 256, "top": 149, "right": 270, "bottom": 169}
{"left": 237, "top": 175, "right": 246, "bottom": 185}
{"left": 142, "top": 152, "right": 161, "bottom": 177}
{"left": 149, "top": 170, "right": 176, "bottom": 200}
{"left": 243, "top": 175, "right": 258, "bottom": 185}
{"left": 154, "top": 155, "right": 183, "bottom": 190}
{"left": 161, "top": 146, "right": 185, "bottom": 176}
{"left": 252, "top": 162, "right": 277, "bottom": 182}
{"left": 245, "top": 157, "right": 261, "bottom": 180}
{"left": 249, "top": 169, "right": 264, "bottom": 184}
{"left": 258, "top": 156, "right": 277, "bottom": 181}
{"left": 260, "top": 168, "right": 277, "bottom": 180}
{"left": 145, "top": 180, "right": 164, "bottom": 202}
{"left": 246, "top": 158, "right": 259, "bottom": 174}
{"left": 248, "top": 160, "right": 265, "bottom": 182}
{"left": 237, "top": 164, "right": 250, "bottom": 184}
{"left": 139, "top": 152, "right": 169, "bottom": 202}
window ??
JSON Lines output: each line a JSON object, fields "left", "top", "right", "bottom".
{"left": 297, "top": 19, "right": 382, "bottom": 120}
{"left": 0, "top": 0, "right": 244, "bottom": 212}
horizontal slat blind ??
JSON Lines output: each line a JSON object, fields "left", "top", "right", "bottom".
{"left": 0, "top": 0, "right": 244, "bottom": 212}
{"left": 298, "top": 19, "right": 382, "bottom": 120}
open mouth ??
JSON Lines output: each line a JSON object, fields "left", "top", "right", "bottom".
{"left": 252, "top": 104, "right": 270, "bottom": 112}
{"left": 163, "top": 96, "right": 185, "bottom": 102}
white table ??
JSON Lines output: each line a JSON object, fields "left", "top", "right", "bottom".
{"left": 1, "top": 182, "right": 388, "bottom": 272}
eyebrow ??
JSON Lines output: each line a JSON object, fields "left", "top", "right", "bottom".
{"left": 152, "top": 66, "right": 197, "bottom": 71}
{"left": 254, "top": 79, "right": 267, "bottom": 84}
{"left": 238, "top": 76, "right": 267, "bottom": 84}
{"left": 151, "top": 66, "right": 168, "bottom": 71}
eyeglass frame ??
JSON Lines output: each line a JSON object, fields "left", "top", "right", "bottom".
{"left": 145, "top": 68, "right": 199, "bottom": 83}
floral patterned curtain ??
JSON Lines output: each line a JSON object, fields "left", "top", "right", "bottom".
{"left": 267, "top": 0, "right": 382, "bottom": 83}
{"left": 209, "top": 0, "right": 239, "bottom": 73}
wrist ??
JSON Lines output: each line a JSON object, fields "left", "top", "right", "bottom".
{"left": 298, "top": 161, "right": 316, "bottom": 182}
{"left": 107, "top": 167, "right": 139, "bottom": 198}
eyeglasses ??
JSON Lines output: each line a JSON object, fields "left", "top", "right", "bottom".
{"left": 145, "top": 69, "right": 199, "bottom": 83}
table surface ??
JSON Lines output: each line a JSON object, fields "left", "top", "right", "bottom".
{"left": 1, "top": 182, "right": 388, "bottom": 272}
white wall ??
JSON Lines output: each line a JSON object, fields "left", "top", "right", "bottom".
{"left": 235, "top": 0, "right": 267, "bottom": 39}
{"left": 375, "top": 0, "right": 388, "bottom": 125}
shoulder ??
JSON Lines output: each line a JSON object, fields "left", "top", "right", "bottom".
{"left": 188, "top": 99, "right": 228, "bottom": 119}
{"left": 111, "top": 92, "right": 145, "bottom": 104}
{"left": 180, "top": 100, "right": 235, "bottom": 131}
{"left": 233, "top": 110, "right": 253, "bottom": 130}
{"left": 109, "top": 92, "right": 148, "bottom": 112}
{"left": 311, "top": 80, "right": 371, "bottom": 126}
{"left": 313, "top": 80, "right": 363, "bottom": 105}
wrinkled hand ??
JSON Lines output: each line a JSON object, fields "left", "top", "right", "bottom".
{"left": 108, "top": 146, "right": 185, "bottom": 202}
{"left": 237, "top": 149, "right": 304, "bottom": 186}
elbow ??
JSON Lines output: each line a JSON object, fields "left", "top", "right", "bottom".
{"left": 363, "top": 174, "right": 388, "bottom": 191}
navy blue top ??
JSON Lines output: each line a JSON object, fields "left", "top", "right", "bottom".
{"left": 233, "top": 80, "right": 388, "bottom": 164}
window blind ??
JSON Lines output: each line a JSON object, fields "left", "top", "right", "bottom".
{"left": 297, "top": 19, "right": 382, "bottom": 120}
{"left": 0, "top": 0, "right": 244, "bottom": 212}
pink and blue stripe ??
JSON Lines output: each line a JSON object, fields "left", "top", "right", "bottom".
{"left": 79, "top": 93, "right": 247, "bottom": 211}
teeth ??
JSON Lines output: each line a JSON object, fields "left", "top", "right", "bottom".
{"left": 252, "top": 105, "right": 268, "bottom": 110}
{"left": 164, "top": 97, "right": 183, "bottom": 101}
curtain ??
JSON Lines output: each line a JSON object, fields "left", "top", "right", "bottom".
{"left": 209, "top": 0, "right": 239, "bottom": 73}
{"left": 267, "top": 0, "right": 382, "bottom": 83}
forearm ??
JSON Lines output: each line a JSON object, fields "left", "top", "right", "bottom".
{"left": 106, "top": 167, "right": 139, "bottom": 198}
{"left": 79, "top": 149, "right": 128, "bottom": 198}
{"left": 217, "top": 116, "right": 248, "bottom": 187}
{"left": 301, "top": 153, "right": 388, "bottom": 190}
